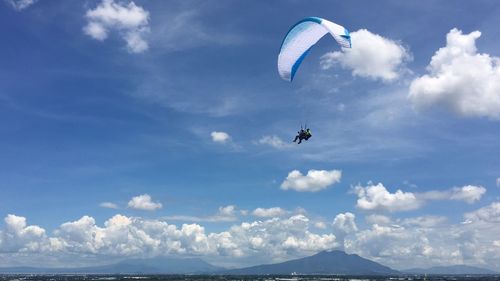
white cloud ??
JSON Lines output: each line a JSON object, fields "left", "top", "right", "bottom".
{"left": 83, "top": 0, "right": 150, "bottom": 53}
{"left": 365, "top": 214, "right": 392, "bottom": 225}
{"left": 210, "top": 131, "right": 231, "bottom": 143}
{"left": 401, "top": 216, "right": 447, "bottom": 228}
{"left": 321, "top": 29, "right": 411, "bottom": 82}
{"left": 0, "top": 213, "right": 338, "bottom": 266}
{"left": 449, "top": 185, "right": 486, "bottom": 204}
{"left": 229, "top": 214, "right": 338, "bottom": 259}
{"left": 99, "top": 202, "right": 119, "bottom": 209}
{"left": 463, "top": 202, "right": 500, "bottom": 223}
{"left": 333, "top": 212, "right": 358, "bottom": 251}
{"left": 218, "top": 205, "right": 236, "bottom": 216}
{"left": 127, "top": 194, "right": 162, "bottom": 211}
{"left": 213, "top": 205, "right": 239, "bottom": 222}
{"left": 252, "top": 207, "right": 286, "bottom": 218}
{"left": 54, "top": 214, "right": 208, "bottom": 256}
{"left": 314, "top": 221, "right": 327, "bottom": 229}
{"left": 3, "top": 203, "right": 500, "bottom": 271}
{"left": 333, "top": 212, "right": 358, "bottom": 234}
{"left": 353, "top": 183, "right": 421, "bottom": 212}
{"left": 409, "top": 28, "right": 500, "bottom": 119}
{"left": 348, "top": 222, "right": 435, "bottom": 267}
{"left": 5, "top": 0, "right": 37, "bottom": 11}
{"left": 419, "top": 185, "right": 486, "bottom": 204}
{"left": 347, "top": 206, "right": 500, "bottom": 271}
{"left": 281, "top": 169, "right": 342, "bottom": 192}
{"left": 257, "top": 135, "right": 292, "bottom": 149}
{"left": 354, "top": 183, "right": 486, "bottom": 213}
{"left": 0, "top": 214, "right": 48, "bottom": 253}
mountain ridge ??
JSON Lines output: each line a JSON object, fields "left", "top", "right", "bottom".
{"left": 223, "top": 250, "right": 399, "bottom": 275}
{"left": 0, "top": 257, "right": 222, "bottom": 274}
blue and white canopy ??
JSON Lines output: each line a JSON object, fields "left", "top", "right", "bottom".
{"left": 278, "top": 17, "right": 351, "bottom": 82}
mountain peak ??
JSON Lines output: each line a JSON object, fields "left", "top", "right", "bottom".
{"left": 225, "top": 250, "right": 399, "bottom": 275}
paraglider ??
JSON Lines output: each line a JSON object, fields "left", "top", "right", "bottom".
{"left": 277, "top": 17, "right": 351, "bottom": 143}
{"left": 278, "top": 16, "right": 351, "bottom": 82}
{"left": 293, "top": 127, "right": 312, "bottom": 144}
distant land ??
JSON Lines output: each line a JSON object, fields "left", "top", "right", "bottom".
{"left": 403, "top": 265, "right": 498, "bottom": 275}
{"left": 0, "top": 251, "right": 497, "bottom": 275}
{"left": 0, "top": 257, "right": 222, "bottom": 274}
{"left": 223, "top": 250, "right": 398, "bottom": 275}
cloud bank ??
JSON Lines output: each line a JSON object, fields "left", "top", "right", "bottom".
{"left": 0, "top": 213, "right": 338, "bottom": 266}
{"left": 1, "top": 203, "right": 500, "bottom": 270}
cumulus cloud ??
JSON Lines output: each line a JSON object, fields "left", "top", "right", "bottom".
{"left": 281, "top": 169, "right": 342, "bottom": 192}
{"left": 463, "top": 202, "right": 500, "bottom": 224}
{"left": 211, "top": 205, "right": 239, "bottom": 222}
{"left": 333, "top": 212, "right": 358, "bottom": 234}
{"left": 127, "top": 194, "right": 162, "bottom": 211}
{"left": 449, "top": 185, "right": 486, "bottom": 204}
{"left": 83, "top": 0, "right": 150, "bottom": 53}
{"left": 2, "top": 202, "right": 500, "bottom": 271}
{"left": 54, "top": 214, "right": 208, "bottom": 256}
{"left": 257, "top": 135, "right": 292, "bottom": 149}
{"left": 314, "top": 221, "right": 327, "bottom": 229}
{"left": 5, "top": 0, "right": 37, "bottom": 10}
{"left": 252, "top": 207, "right": 286, "bottom": 218}
{"left": 348, "top": 222, "right": 435, "bottom": 267}
{"left": 409, "top": 28, "right": 500, "bottom": 119}
{"left": 419, "top": 185, "right": 486, "bottom": 204}
{"left": 354, "top": 183, "right": 486, "bottom": 212}
{"left": 401, "top": 216, "right": 447, "bottom": 228}
{"left": 365, "top": 214, "right": 392, "bottom": 225}
{"left": 321, "top": 29, "right": 411, "bottom": 82}
{"left": 0, "top": 214, "right": 49, "bottom": 253}
{"left": 333, "top": 212, "right": 358, "bottom": 250}
{"left": 0, "top": 213, "right": 338, "bottom": 266}
{"left": 349, "top": 203, "right": 500, "bottom": 270}
{"left": 210, "top": 131, "right": 231, "bottom": 144}
{"left": 99, "top": 202, "right": 119, "bottom": 209}
{"left": 353, "top": 183, "right": 421, "bottom": 212}
{"left": 231, "top": 214, "right": 338, "bottom": 258}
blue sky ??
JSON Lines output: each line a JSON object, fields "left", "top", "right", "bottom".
{"left": 1, "top": 0, "right": 500, "bottom": 271}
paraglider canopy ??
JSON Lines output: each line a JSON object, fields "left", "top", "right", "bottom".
{"left": 278, "top": 17, "right": 351, "bottom": 82}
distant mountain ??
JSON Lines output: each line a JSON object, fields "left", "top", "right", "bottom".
{"left": 403, "top": 265, "right": 498, "bottom": 275}
{"left": 0, "top": 257, "right": 223, "bottom": 274}
{"left": 224, "top": 250, "right": 399, "bottom": 275}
